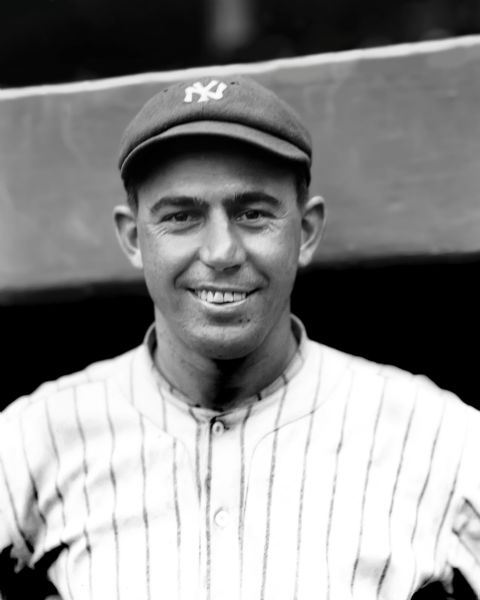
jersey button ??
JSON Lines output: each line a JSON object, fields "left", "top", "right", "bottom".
{"left": 214, "top": 509, "right": 229, "bottom": 528}
{"left": 211, "top": 420, "right": 225, "bottom": 436}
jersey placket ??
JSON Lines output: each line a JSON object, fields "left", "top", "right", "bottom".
{"left": 202, "top": 414, "right": 242, "bottom": 600}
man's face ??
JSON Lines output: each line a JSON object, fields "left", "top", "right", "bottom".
{"left": 119, "top": 139, "right": 321, "bottom": 360}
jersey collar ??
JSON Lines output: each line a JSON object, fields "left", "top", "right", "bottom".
{"left": 141, "top": 315, "right": 308, "bottom": 414}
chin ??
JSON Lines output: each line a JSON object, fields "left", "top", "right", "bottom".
{"left": 188, "top": 327, "right": 264, "bottom": 361}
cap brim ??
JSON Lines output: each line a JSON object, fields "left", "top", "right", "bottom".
{"left": 120, "top": 120, "right": 311, "bottom": 178}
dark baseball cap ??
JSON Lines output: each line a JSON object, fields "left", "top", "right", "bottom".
{"left": 118, "top": 75, "right": 312, "bottom": 183}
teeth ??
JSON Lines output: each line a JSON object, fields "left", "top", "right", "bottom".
{"left": 194, "top": 290, "right": 248, "bottom": 303}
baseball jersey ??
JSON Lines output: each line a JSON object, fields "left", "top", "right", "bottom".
{"left": 1, "top": 316, "right": 480, "bottom": 600}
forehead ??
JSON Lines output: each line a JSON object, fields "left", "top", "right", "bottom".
{"left": 134, "top": 137, "right": 298, "bottom": 200}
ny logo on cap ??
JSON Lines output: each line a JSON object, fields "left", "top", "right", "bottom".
{"left": 184, "top": 80, "right": 227, "bottom": 103}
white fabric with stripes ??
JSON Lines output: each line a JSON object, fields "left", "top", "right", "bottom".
{"left": 1, "top": 317, "right": 480, "bottom": 599}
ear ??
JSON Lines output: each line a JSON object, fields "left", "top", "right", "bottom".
{"left": 113, "top": 205, "right": 143, "bottom": 270}
{"left": 298, "top": 196, "right": 326, "bottom": 268}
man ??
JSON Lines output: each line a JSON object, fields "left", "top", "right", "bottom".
{"left": 1, "top": 76, "right": 479, "bottom": 600}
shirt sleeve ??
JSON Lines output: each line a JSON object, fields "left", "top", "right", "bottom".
{"left": 0, "top": 502, "right": 13, "bottom": 554}
{"left": 0, "top": 513, "right": 15, "bottom": 600}
{"left": 0, "top": 444, "right": 16, "bottom": 596}
{"left": 0, "top": 412, "right": 31, "bottom": 592}
{"left": 447, "top": 404, "right": 480, "bottom": 595}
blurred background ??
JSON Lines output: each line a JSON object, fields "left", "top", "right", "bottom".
{"left": 1, "top": 0, "right": 480, "bottom": 423}
{"left": 2, "top": 0, "right": 480, "bottom": 88}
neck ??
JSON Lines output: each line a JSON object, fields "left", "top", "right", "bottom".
{"left": 153, "top": 313, "right": 298, "bottom": 411}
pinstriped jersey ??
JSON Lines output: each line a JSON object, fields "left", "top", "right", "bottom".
{"left": 1, "top": 317, "right": 480, "bottom": 599}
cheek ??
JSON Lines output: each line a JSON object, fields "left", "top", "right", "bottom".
{"left": 138, "top": 230, "right": 195, "bottom": 296}
{"left": 246, "top": 227, "right": 301, "bottom": 284}
{"left": 273, "top": 228, "right": 302, "bottom": 286}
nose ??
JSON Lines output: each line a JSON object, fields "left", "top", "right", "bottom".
{"left": 199, "top": 210, "right": 246, "bottom": 270}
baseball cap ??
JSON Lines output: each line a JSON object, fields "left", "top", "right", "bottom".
{"left": 118, "top": 75, "right": 312, "bottom": 183}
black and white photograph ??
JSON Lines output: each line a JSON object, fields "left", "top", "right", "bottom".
{"left": 1, "top": 1, "right": 480, "bottom": 598}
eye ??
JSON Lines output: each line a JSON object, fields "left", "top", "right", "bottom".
{"left": 162, "top": 211, "right": 199, "bottom": 223}
{"left": 237, "top": 209, "right": 267, "bottom": 221}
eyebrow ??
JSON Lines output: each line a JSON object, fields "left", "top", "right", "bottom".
{"left": 149, "top": 191, "right": 282, "bottom": 216}
{"left": 149, "top": 196, "right": 203, "bottom": 217}
{"left": 232, "top": 191, "right": 282, "bottom": 208}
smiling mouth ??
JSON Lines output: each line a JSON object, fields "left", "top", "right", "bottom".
{"left": 190, "top": 289, "right": 253, "bottom": 304}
